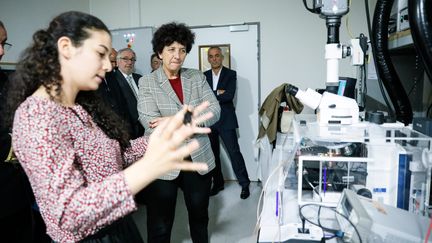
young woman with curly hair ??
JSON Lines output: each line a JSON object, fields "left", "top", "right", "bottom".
{"left": 7, "top": 11, "right": 212, "bottom": 243}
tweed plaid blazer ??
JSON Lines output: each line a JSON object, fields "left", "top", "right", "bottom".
{"left": 137, "top": 67, "right": 221, "bottom": 180}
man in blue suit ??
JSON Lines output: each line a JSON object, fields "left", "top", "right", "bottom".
{"left": 204, "top": 46, "right": 251, "bottom": 199}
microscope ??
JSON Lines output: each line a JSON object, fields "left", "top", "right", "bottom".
{"left": 307, "top": 0, "right": 367, "bottom": 88}
{"left": 281, "top": 2, "right": 362, "bottom": 240}
{"left": 286, "top": 84, "right": 359, "bottom": 125}
{"left": 290, "top": 0, "right": 368, "bottom": 125}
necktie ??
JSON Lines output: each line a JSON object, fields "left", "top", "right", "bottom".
{"left": 126, "top": 75, "right": 139, "bottom": 98}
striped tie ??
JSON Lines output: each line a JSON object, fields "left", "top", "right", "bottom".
{"left": 126, "top": 75, "right": 139, "bottom": 98}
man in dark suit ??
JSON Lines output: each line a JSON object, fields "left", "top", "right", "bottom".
{"left": 113, "top": 48, "right": 144, "bottom": 139}
{"left": 204, "top": 46, "right": 251, "bottom": 199}
{"left": 98, "top": 48, "right": 130, "bottom": 125}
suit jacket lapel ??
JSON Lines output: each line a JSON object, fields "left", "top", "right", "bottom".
{"left": 217, "top": 66, "right": 227, "bottom": 90}
{"left": 181, "top": 69, "right": 192, "bottom": 105}
{"left": 206, "top": 71, "right": 213, "bottom": 90}
{"left": 132, "top": 73, "right": 139, "bottom": 85}
{"left": 114, "top": 71, "right": 138, "bottom": 119}
{"left": 157, "top": 69, "right": 183, "bottom": 106}
{"left": 116, "top": 71, "right": 135, "bottom": 98}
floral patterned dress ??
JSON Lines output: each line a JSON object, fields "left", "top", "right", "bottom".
{"left": 12, "top": 96, "right": 148, "bottom": 242}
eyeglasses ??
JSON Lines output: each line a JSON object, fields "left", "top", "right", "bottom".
{"left": 119, "top": 57, "right": 136, "bottom": 62}
{"left": 1, "top": 42, "right": 12, "bottom": 52}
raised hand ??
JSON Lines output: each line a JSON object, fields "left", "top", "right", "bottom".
{"left": 124, "top": 101, "right": 214, "bottom": 194}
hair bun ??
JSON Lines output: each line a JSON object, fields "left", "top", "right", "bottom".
{"left": 33, "top": 29, "right": 53, "bottom": 45}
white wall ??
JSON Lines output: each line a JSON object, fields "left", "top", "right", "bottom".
{"left": 90, "top": 0, "right": 376, "bottom": 105}
{"left": 0, "top": 0, "right": 90, "bottom": 67}
{"left": 110, "top": 27, "right": 154, "bottom": 74}
{"left": 183, "top": 25, "right": 261, "bottom": 180}
{"left": 1, "top": 0, "right": 376, "bottom": 101}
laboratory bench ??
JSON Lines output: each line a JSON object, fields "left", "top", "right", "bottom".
{"left": 257, "top": 114, "right": 432, "bottom": 242}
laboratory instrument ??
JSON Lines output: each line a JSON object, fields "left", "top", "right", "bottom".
{"left": 335, "top": 189, "right": 432, "bottom": 242}
{"left": 285, "top": 84, "right": 359, "bottom": 125}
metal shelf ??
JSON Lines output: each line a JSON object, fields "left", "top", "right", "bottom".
{"left": 388, "top": 29, "right": 413, "bottom": 50}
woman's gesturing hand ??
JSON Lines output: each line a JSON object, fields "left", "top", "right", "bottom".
{"left": 124, "top": 101, "right": 213, "bottom": 194}
{"left": 146, "top": 101, "right": 212, "bottom": 171}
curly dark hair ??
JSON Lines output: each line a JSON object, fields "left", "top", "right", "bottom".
{"left": 152, "top": 22, "right": 195, "bottom": 55}
{"left": 6, "top": 11, "right": 130, "bottom": 150}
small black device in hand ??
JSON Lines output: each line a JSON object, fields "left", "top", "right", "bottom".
{"left": 183, "top": 110, "right": 193, "bottom": 125}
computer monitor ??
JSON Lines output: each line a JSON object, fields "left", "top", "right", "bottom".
{"left": 319, "top": 76, "right": 356, "bottom": 99}
{"left": 337, "top": 76, "right": 357, "bottom": 99}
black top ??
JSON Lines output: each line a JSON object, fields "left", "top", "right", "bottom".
{"left": 0, "top": 69, "right": 34, "bottom": 218}
{"left": 0, "top": 70, "right": 11, "bottom": 161}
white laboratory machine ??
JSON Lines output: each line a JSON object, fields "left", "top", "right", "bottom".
{"left": 258, "top": 115, "right": 432, "bottom": 242}
{"left": 292, "top": 114, "right": 432, "bottom": 215}
{"left": 285, "top": 84, "right": 359, "bottom": 125}
{"left": 335, "top": 189, "right": 432, "bottom": 242}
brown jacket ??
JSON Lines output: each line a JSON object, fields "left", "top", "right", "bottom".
{"left": 258, "top": 83, "right": 303, "bottom": 143}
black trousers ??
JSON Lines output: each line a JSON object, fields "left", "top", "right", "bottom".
{"left": 144, "top": 171, "right": 211, "bottom": 243}
{"left": 0, "top": 206, "right": 34, "bottom": 243}
{"left": 209, "top": 129, "right": 250, "bottom": 188}
{"left": 0, "top": 162, "right": 40, "bottom": 242}
{"left": 79, "top": 215, "right": 143, "bottom": 243}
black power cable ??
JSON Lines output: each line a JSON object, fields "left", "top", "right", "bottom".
{"left": 427, "top": 102, "right": 432, "bottom": 117}
{"left": 364, "top": 0, "right": 396, "bottom": 120}
{"left": 299, "top": 203, "right": 363, "bottom": 243}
